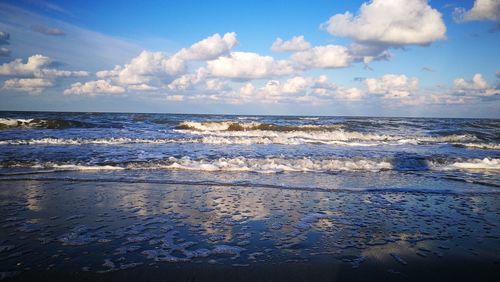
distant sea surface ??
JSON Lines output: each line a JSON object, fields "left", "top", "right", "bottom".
{"left": 0, "top": 111, "right": 499, "bottom": 192}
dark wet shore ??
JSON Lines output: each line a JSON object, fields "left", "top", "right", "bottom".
{"left": 1, "top": 178, "right": 499, "bottom": 281}
{"left": 6, "top": 258, "right": 500, "bottom": 282}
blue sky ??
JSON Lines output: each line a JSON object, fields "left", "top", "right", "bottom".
{"left": 0, "top": 0, "right": 498, "bottom": 117}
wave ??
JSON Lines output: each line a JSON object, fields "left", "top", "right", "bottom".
{"left": 0, "top": 135, "right": 487, "bottom": 147}
{"left": 0, "top": 137, "right": 192, "bottom": 145}
{"left": 237, "top": 117, "right": 261, "bottom": 120}
{"left": 178, "top": 124, "right": 478, "bottom": 145}
{"left": 175, "top": 121, "right": 343, "bottom": 132}
{"left": 174, "top": 121, "right": 480, "bottom": 145}
{"left": 299, "top": 117, "right": 320, "bottom": 120}
{"left": 0, "top": 157, "right": 392, "bottom": 173}
{"left": 452, "top": 143, "right": 500, "bottom": 150}
{"left": 430, "top": 158, "right": 500, "bottom": 171}
{"left": 2, "top": 157, "right": 498, "bottom": 173}
{"left": 0, "top": 118, "right": 93, "bottom": 129}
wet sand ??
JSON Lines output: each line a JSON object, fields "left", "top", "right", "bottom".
{"left": 0, "top": 179, "right": 499, "bottom": 281}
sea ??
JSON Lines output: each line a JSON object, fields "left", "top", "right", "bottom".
{"left": 0, "top": 111, "right": 499, "bottom": 280}
{"left": 0, "top": 111, "right": 498, "bottom": 191}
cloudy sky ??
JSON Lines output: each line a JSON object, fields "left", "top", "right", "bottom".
{"left": 0, "top": 0, "right": 499, "bottom": 117}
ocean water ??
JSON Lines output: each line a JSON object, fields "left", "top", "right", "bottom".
{"left": 1, "top": 111, "right": 499, "bottom": 280}
{"left": 0, "top": 111, "right": 499, "bottom": 191}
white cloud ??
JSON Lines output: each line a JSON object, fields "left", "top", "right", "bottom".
{"left": 239, "top": 83, "right": 255, "bottom": 96}
{"left": 0, "top": 54, "right": 51, "bottom": 76}
{"left": 166, "top": 95, "right": 184, "bottom": 101}
{"left": 321, "top": 0, "right": 446, "bottom": 46}
{"left": 206, "top": 52, "right": 294, "bottom": 80}
{"left": 167, "top": 68, "right": 207, "bottom": 91}
{"left": 93, "top": 33, "right": 239, "bottom": 90}
{"left": 205, "top": 79, "right": 229, "bottom": 91}
{"left": 454, "top": 0, "right": 500, "bottom": 22}
{"left": 223, "top": 75, "right": 364, "bottom": 104}
{"left": 0, "top": 54, "right": 89, "bottom": 77}
{"left": 271, "top": 35, "right": 311, "bottom": 52}
{"left": 454, "top": 73, "right": 499, "bottom": 96}
{"left": 335, "top": 87, "right": 364, "bottom": 101}
{"left": 3, "top": 78, "right": 53, "bottom": 94}
{"left": 96, "top": 65, "right": 121, "bottom": 78}
{"left": 176, "top": 32, "right": 238, "bottom": 60}
{"left": 291, "top": 45, "right": 353, "bottom": 69}
{"left": 114, "top": 51, "right": 186, "bottom": 85}
{"left": 128, "top": 83, "right": 157, "bottom": 91}
{"left": 364, "top": 74, "right": 419, "bottom": 99}
{"left": 0, "top": 47, "right": 10, "bottom": 57}
{"left": 64, "top": 80, "right": 125, "bottom": 95}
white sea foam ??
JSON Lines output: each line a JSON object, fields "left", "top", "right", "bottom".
{"left": 158, "top": 157, "right": 393, "bottom": 173}
{"left": 5, "top": 157, "right": 499, "bottom": 173}
{"left": 431, "top": 158, "right": 500, "bottom": 171}
{"left": 237, "top": 117, "right": 261, "bottom": 120}
{"left": 0, "top": 133, "right": 483, "bottom": 147}
{"left": 453, "top": 143, "right": 500, "bottom": 150}
{"left": 199, "top": 136, "right": 381, "bottom": 146}
{"left": 0, "top": 137, "right": 188, "bottom": 145}
{"left": 5, "top": 157, "right": 393, "bottom": 173}
{"left": 182, "top": 127, "right": 477, "bottom": 144}
{"left": 39, "top": 164, "right": 125, "bottom": 171}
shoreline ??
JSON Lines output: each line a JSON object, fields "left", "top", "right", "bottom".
{"left": 1, "top": 178, "right": 499, "bottom": 281}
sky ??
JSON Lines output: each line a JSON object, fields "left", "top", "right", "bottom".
{"left": 0, "top": 0, "right": 499, "bottom": 117}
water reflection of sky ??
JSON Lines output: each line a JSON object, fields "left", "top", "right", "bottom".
{"left": 0, "top": 179, "right": 498, "bottom": 275}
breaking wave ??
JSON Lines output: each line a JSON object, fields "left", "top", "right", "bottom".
{"left": 175, "top": 121, "right": 343, "bottom": 132}
{"left": 0, "top": 137, "right": 191, "bottom": 145}
{"left": 175, "top": 121, "right": 479, "bottom": 145}
{"left": 430, "top": 158, "right": 500, "bottom": 171}
{"left": 2, "top": 157, "right": 499, "bottom": 173}
{"left": 0, "top": 118, "right": 93, "bottom": 129}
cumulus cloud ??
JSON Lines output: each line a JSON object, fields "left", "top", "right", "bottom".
{"left": 31, "top": 24, "right": 65, "bottom": 36}
{"left": 2, "top": 78, "right": 53, "bottom": 94}
{"left": 206, "top": 52, "right": 294, "bottom": 80}
{"left": 114, "top": 50, "right": 185, "bottom": 85}
{"left": 0, "top": 54, "right": 88, "bottom": 94}
{"left": 0, "top": 47, "right": 10, "bottom": 57}
{"left": 453, "top": 73, "right": 499, "bottom": 96}
{"left": 64, "top": 80, "right": 125, "bottom": 95}
{"left": 271, "top": 35, "right": 311, "bottom": 52}
{"left": 347, "top": 43, "right": 392, "bottom": 65}
{"left": 225, "top": 75, "right": 364, "bottom": 104}
{"left": 0, "top": 54, "right": 51, "bottom": 76}
{"left": 176, "top": 32, "right": 238, "bottom": 60}
{"left": 321, "top": 0, "right": 446, "bottom": 46}
{"left": 0, "top": 54, "right": 89, "bottom": 77}
{"left": 291, "top": 45, "right": 353, "bottom": 69}
{"left": 167, "top": 68, "right": 207, "bottom": 91}
{"left": 454, "top": 0, "right": 500, "bottom": 22}
{"left": 364, "top": 74, "right": 419, "bottom": 99}
{"left": 93, "top": 32, "right": 239, "bottom": 91}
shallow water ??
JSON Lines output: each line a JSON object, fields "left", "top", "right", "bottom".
{"left": 0, "top": 180, "right": 498, "bottom": 281}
